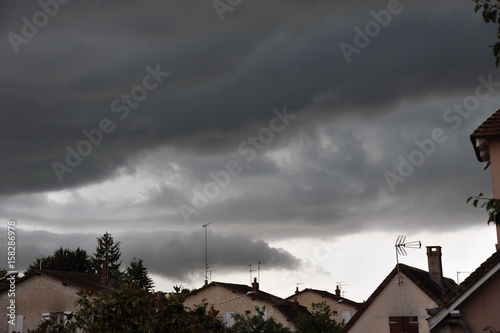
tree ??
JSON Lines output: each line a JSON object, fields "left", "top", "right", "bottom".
{"left": 124, "top": 257, "right": 154, "bottom": 291}
{"left": 25, "top": 247, "right": 92, "bottom": 274}
{"left": 28, "top": 283, "right": 225, "bottom": 333}
{"left": 295, "top": 301, "right": 343, "bottom": 333}
{"left": 467, "top": 193, "right": 500, "bottom": 226}
{"left": 92, "top": 232, "right": 122, "bottom": 274}
{"left": 472, "top": 0, "right": 500, "bottom": 66}
{"left": 227, "top": 306, "right": 292, "bottom": 333}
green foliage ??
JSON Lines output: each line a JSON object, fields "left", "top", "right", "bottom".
{"left": 25, "top": 247, "right": 92, "bottom": 274}
{"left": 124, "top": 257, "right": 154, "bottom": 291}
{"left": 29, "top": 283, "right": 224, "bottom": 333}
{"left": 467, "top": 193, "right": 500, "bottom": 225}
{"left": 472, "top": 0, "right": 500, "bottom": 66}
{"left": 92, "top": 232, "right": 122, "bottom": 273}
{"left": 295, "top": 301, "right": 343, "bottom": 333}
{"left": 227, "top": 306, "right": 292, "bottom": 333}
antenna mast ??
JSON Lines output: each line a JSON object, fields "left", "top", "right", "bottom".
{"left": 245, "top": 264, "right": 254, "bottom": 284}
{"left": 258, "top": 261, "right": 266, "bottom": 283}
{"left": 203, "top": 223, "right": 212, "bottom": 285}
{"left": 395, "top": 235, "right": 421, "bottom": 286}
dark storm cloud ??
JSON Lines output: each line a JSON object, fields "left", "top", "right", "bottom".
{"left": 0, "top": 229, "right": 300, "bottom": 281}
{"left": 0, "top": 0, "right": 496, "bottom": 196}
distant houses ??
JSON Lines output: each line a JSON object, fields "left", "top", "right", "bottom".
{"left": 286, "top": 286, "right": 360, "bottom": 324}
{"left": 183, "top": 278, "right": 310, "bottom": 331}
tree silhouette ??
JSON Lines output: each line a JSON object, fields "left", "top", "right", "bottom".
{"left": 125, "top": 257, "right": 154, "bottom": 291}
{"left": 92, "top": 232, "right": 122, "bottom": 274}
{"left": 25, "top": 247, "right": 92, "bottom": 274}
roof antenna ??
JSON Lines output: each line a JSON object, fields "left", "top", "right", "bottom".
{"left": 202, "top": 223, "right": 212, "bottom": 286}
{"left": 245, "top": 264, "right": 254, "bottom": 284}
{"left": 456, "top": 271, "right": 472, "bottom": 284}
{"left": 258, "top": 261, "right": 266, "bottom": 283}
{"left": 395, "top": 235, "right": 421, "bottom": 286}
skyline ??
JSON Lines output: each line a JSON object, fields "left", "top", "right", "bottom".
{"left": 1, "top": 0, "right": 500, "bottom": 301}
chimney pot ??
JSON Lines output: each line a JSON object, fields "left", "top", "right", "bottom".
{"left": 252, "top": 277, "right": 259, "bottom": 292}
{"left": 427, "top": 246, "right": 443, "bottom": 288}
{"left": 335, "top": 285, "right": 341, "bottom": 297}
{"left": 292, "top": 297, "right": 299, "bottom": 309}
{"left": 100, "top": 264, "right": 109, "bottom": 285}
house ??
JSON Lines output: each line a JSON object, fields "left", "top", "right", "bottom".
{"left": 342, "top": 246, "right": 457, "bottom": 333}
{"left": 285, "top": 286, "right": 360, "bottom": 324}
{"left": 470, "top": 108, "right": 500, "bottom": 250}
{"left": 428, "top": 248, "right": 500, "bottom": 332}
{"left": 182, "top": 278, "right": 310, "bottom": 331}
{"left": 0, "top": 267, "right": 118, "bottom": 333}
{"left": 425, "top": 110, "right": 500, "bottom": 331}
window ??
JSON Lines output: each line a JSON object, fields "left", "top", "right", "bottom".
{"left": 389, "top": 316, "right": 419, "bottom": 333}
{"left": 42, "top": 311, "right": 72, "bottom": 324}
{"left": 341, "top": 311, "right": 351, "bottom": 323}
{"left": 262, "top": 309, "right": 267, "bottom": 320}
{"left": 8, "top": 315, "right": 23, "bottom": 333}
{"left": 225, "top": 311, "right": 235, "bottom": 328}
{"left": 332, "top": 310, "right": 338, "bottom": 316}
{"left": 245, "top": 310, "right": 251, "bottom": 317}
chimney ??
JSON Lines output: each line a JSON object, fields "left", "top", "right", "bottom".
{"left": 295, "top": 286, "right": 299, "bottom": 294}
{"left": 335, "top": 285, "right": 341, "bottom": 297}
{"left": 252, "top": 277, "right": 259, "bottom": 292}
{"left": 427, "top": 246, "right": 443, "bottom": 288}
{"left": 292, "top": 297, "right": 299, "bottom": 310}
{"left": 100, "top": 264, "right": 109, "bottom": 285}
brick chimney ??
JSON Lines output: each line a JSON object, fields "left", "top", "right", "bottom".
{"left": 252, "top": 277, "right": 259, "bottom": 292}
{"left": 427, "top": 246, "right": 443, "bottom": 288}
{"left": 292, "top": 297, "right": 299, "bottom": 310}
{"left": 100, "top": 264, "right": 109, "bottom": 285}
{"left": 335, "top": 285, "right": 341, "bottom": 297}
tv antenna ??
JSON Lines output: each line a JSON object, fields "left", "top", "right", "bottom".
{"left": 202, "top": 223, "right": 212, "bottom": 285}
{"left": 209, "top": 269, "right": 216, "bottom": 283}
{"left": 245, "top": 264, "right": 254, "bottom": 284}
{"left": 336, "top": 281, "right": 348, "bottom": 297}
{"left": 456, "top": 271, "right": 472, "bottom": 284}
{"left": 395, "top": 235, "right": 421, "bottom": 286}
{"left": 258, "top": 261, "right": 266, "bottom": 283}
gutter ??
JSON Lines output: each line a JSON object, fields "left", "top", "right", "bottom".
{"left": 442, "top": 317, "right": 471, "bottom": 333}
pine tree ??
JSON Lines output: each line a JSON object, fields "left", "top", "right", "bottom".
{"left": 92, "top": 232, "right": 122, "bottom": 274}
{"left": 125, "top": 257, "right": 154, "bottom": 291}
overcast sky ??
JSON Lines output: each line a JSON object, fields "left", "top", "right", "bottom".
{"left": 1, "top": 0, "right": 500, "bottom": 301}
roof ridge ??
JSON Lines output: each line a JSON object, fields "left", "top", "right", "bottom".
{"left": 38, "top": 269, "right": 96, "bottom": 275}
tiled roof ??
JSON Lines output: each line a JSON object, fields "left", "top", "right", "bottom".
{"left": 471, "top": 109, "right": 500, "bottom": 139}
{"left": 470, "top": 109, "right": 500, "bottom": 165}
{"left": 341, "top": 264, "right": 457, "bottom": 332}
{"left": 187, "top": 281, "right": 310, "bottom": 324}
{"left": 0, "top": 270, "right": 119, "bottom": 294}
{"left": 286, "top": 288, "right": 361, "bottom": 309}
{"left": 442, "top": 249, "right": 500, "bottom": 307}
